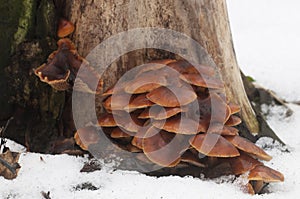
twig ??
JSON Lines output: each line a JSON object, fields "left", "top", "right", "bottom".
{"left": 0, "top": 117, "right": 13, "bottom": 136}
{"left": 0, "top": 117, "right": 14, "bottom": 153}
{"left": 41, "top": 191, "right": 51, "bottom": 199}
{"left": 0, "top": 156, "right": 18, "bottom": 175}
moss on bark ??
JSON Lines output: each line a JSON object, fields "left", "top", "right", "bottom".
{"left": 0, "top": 0, "right": 65, "bottom": 152}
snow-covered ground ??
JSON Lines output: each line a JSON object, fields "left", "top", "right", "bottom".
{"left": 1, "top": 1, "right": 300, "bottom": 198}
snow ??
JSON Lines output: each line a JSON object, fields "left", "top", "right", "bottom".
{"left": 1, "top": 1, "right": 300, "bottom": 198}
{"left": 227, "top": 0, "right": 300, "bottom": 102}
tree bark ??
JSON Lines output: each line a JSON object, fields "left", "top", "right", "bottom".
{"left": 1, "top": 0, "right": 283, "bottom": 152}
{"left": 66, "top": 0, "right": 264, "bottom": 137}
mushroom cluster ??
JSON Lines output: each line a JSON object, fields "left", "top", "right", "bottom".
{"left": 34, "top": 19, "right": 101, "bottom": 93}
{"left": 74, "top": 59, "right": 284, "bottom": 194}
{"left": 33, "top": 19, "right": 283, "bottom": 194}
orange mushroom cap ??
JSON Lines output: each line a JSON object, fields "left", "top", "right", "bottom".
{"left": 248, "top": 165, "right": 284, "bottom": 182}
{"left": 135, "top": 59, "right": 176, "bottom": 76}
{"left": 181, "top": 150, "right": 206, "bottom": 168}
{"left": 225, "top": 115, "right": 242, "bottom": 127}
{"left": 207, "top": 123, "right": 239, "bottom": 136}
{"left": 125, "top": 71, "right": 168, "bottom": 94}
{"left": 125, "top": 94, "right": 154, "bottom": 111}
{"left": 228, "top": 102, "right": 241, "bottom": 114}
{"left": 97, "top": 113, "right": 117, "bottom": 127}
{"left": 229, "top": 152, "right": 263, "bottom": 175}
{"left": 190, "top": 133, "right": 240, "bottom": 157}
{"left": 74, "top": 126, "right": 100, "bottom": 151}
{"left": 111, "top": 127, "right": 132, "bottom": 138}
{"left": 225, "top": 135, "right": 272, "bottom": 161}
{"left": 146, "top": 86, "right": 197, "bottom": 107}
{"left": 179, "top": 73, "right": 224, "bottom": 89}
{"left": 138, "top": 106, "right": 186, "bottom": 120}
{"left": 57, "top": 18, "right": 75, "bottom": 38}
{"left": 103, "top": 93, "right": 132, "bottom": 112}
{"left": 153, "top": 115, "right": 206, "bottom": 134}
{"left": 143, "top": 130, "right": 189, "bottom": 167}
{"left": 167, "top": 60, "right": 215, "bottom": 76}
{"left": 35, "top": 38, "right": 100, "bottom": 92}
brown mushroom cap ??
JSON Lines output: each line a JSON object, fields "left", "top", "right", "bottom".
{"left": 225, "top": 115, "right": 242, "bottom": 126}
{"left": 57, "top": 18, "right": 75, "bottom": 38}
{"left": 167, "top": 60, "right": 215, "bottom": 76}
{"left": 124, "top": 71, "right": 168, "bottom": 94}
{"left": 181, "top": 150, "right": 206, "bottom": 168}
{"left": 74, "top": 126, "right": 100, "bottom": 151}
{"left": 131, "top": 135, "right": 144, "bottom": 149}
{"left": 225, "top": 135, "right": 272, "bottom": 161}
{"left": 125, "top": 94, "right": 154, "bottom": 111}
{"left": 229, "top": 152, "right": 263, "bottom": 175}
{"left": 103, "top": 93, "right": 132, "bottom": 112}
{"left": 138, "top": 106, "right": 186, "bottom": 120}
{"left": 34, "top": 38, "right": 97, "bottom": 92}
{"left": 35, "top": 66, "right": 71, "bottom": 90}
{"left": 113, "top": 112, "right": 145, "bottom": 132}
{"left": 228, "top": 102, "right": 241, "bottom": 114}
{"left": 207, "top": 123, "right": 239, "bottom": 136}
{"left": 143, "top": 130, "right": 189, "bottom": 167}
{"left": 146, "top": 86, "right": 197, "bottom": 107}
{"left": 125, "top": 144, "right": 143, "bottom": 153}
{"left": 135, "top": 59, "right": 176, "bottom": 76}
{"left": 248, "top": 165, "right": 284, "bottom": 182}
{"left": 111, "top": 127, "right": 132, "bottom": 138}
{"left": 153, "top": 115, "right": 206, "bottom": 134}
{"left": 197, "top": 93, "right": 231, "bottom": 124}
{"left": 101, "top": 81, "right": 130, "bottom": 97}
{"left": 190, "top": 133, "right": 240, "bottom": 157}
{"left": 97, "top": 113, "right": 117, "bottom": 127}
{"left": 179, "top": 73, "right": 224, "bottom": 89}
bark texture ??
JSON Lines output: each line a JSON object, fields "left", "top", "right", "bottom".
{"left": 0, "top": 0, "right": 66, "bottom": 152}
{"left": 67, "top": 0, "right": 259, "bottom": 133}
{"left": 0, "top": 0, "right": 284, "bottom": 152}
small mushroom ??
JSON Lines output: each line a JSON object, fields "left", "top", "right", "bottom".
{"left": 143, "top": 130, "right": 189, "bottom": 167}
{"left": 57, "top": 18, "right": 75, "bottom": 38}
{"left": 197, "top": 93, "right": 231, "bottom": 124}
{"left": 131, "top": 125, "right": 159, "bottom": 149}
{"left": 74, "top": 126, "right": 100, "bottom": 151}
{"left": 179, "top": 73, "right": 224, "bottom": 89}
{"left": 225, "top": 115, "right": 242, "bottom": 126}
{"left": 190, "top": 133, "right": 240, "bottom": 157}
{"left": 135, "top": 59, "right": 176, "bottom": 76}
{"left": 229, "top": 152, "right": 263, "bottom": 175}
{"left": 113, "top": 113, "right": 145, "bottom": 133}
{"left": 97, "top": 113, "right": 117, "bottom": 127}
{"left": 103, "top": 93, "right": 132, "bottom": 112}
{"left": 126, "top": 144, "right": 143, "bottom": 153}
{"left": 146, "top": 86, "right": 197, "bottom": 107}
{"left": 248, "top": 165, "right": 284, "bottom": 182}
{"left": 225, "top": 135, "right": 272, "bottom": 161}
{"left": 111, "top": 127, "right": 132, "bottom": 138}
{"left": 125, "top": 71, "right": 168, "bottom": 94}
{"left": 181, "top": 150, "right": 206, "bottom": 168}
{"left": 207, "top": 123, "right": 239, "bottom": 136}
{"left": 138, "top": 106, "right": 186, "bottom": 120}
{"left": 228, "top": 102, "right": 241, "bottom": 114}
{"left": 35, "top": 38, "right": 100, "bottom": 92}
{"left": 125, "top": 94, "right": 154, "bottom": 111}
{"left": 167, "top": 60, "right": 215, "bottom": 76}
{"left": 153, "top": 115, "right": 206, "bottom": 134}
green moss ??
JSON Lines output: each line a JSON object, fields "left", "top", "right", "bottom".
{"left": 12, "top": 0, "right": 36, "bottom": 52}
